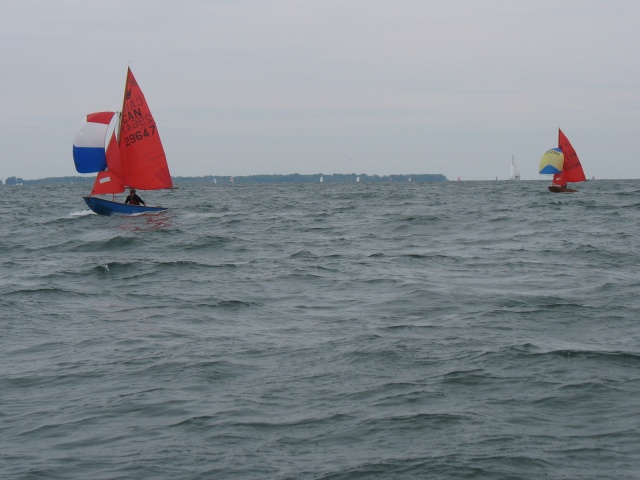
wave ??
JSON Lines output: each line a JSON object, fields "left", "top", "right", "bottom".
{"left": 500, "top": 343, "right": 640, "bottom": 364}
{"left": 3, "top": 181, "right": 640, "bottom": 479}
{"left": 69, "top": 209, "right": 95, "bottom": 217}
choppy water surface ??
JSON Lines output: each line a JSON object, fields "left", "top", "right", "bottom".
{"left": 2, "top": 180, "right": 640, "bottom": 479}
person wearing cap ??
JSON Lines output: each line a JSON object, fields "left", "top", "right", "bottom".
{"left": 124, "top": 188, "right": 146, "bottom": 206}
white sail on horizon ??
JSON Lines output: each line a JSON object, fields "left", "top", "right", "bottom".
{"left": 510, "top": 155, "right": 521, "bottom": 180}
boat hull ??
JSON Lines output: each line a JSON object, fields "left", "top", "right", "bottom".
{"left": 83, "top": 196, "right": 167, "bottom": 216}
{"left": 548, "top": 186, "right": 578, "bottom": 193}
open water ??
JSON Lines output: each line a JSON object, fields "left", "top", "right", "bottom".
{"left": 2, "top": 179, "right": 640, "bottom": 479}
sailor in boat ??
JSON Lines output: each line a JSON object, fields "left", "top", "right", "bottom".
{"left": 124, "top": 188, "right": 146, "bottom": 206}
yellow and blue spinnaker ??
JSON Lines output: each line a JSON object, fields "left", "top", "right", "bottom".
{"left": 539, "top": 148, "right": 564, "bottom": 175}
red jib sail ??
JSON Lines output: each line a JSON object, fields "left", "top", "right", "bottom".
{"left": 91, "top": 131, "right": 125, "bottom": 195}
{"left": 118, "top": 68, "right": 173, "bottom": 190}
{"left": 553, "top": 129, "right": 586, "bottom": 186}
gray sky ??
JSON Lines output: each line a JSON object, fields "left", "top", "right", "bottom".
{"left": 2, "top": 0, "right": 639, "bottom": 181}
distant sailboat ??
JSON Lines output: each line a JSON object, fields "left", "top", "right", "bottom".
{"left": 320, "top": 176, "right": 324, "bottom": 183}
{"left": 356, "top": 176, "right": 360, "bottom": 183}
{"left": 509, "top": 155, "right": 521, "bottom": 180}
{"left": 539, "top": 129, "right": 586, "bottom": 193}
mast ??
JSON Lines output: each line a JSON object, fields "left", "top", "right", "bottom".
{"left": 118, "top": 68, "right": 130, "bottom": 143}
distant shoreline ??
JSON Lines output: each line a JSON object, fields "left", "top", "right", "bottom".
{"left": 2, "top": 173, "right": 447, "bottom": 186}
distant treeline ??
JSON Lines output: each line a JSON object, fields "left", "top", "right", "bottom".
{"left": 2, "top": 176, "right": 26, "bottom": 185}
{"left": 2, "top": 173, "right": 447, "bottom": 186}
{"left": 189, "top": 173, "right": 447, "bottom": 184}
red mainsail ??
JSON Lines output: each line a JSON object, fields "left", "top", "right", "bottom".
{"left": 118, "top": 68, "right": 173, "bottom": 190}
{"left": 553, "top": 129, "right": 586, "bottom": 186}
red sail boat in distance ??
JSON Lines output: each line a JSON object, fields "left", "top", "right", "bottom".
{"left": 72, "top": 68, "right": 173, "bottom": 215}
{"left": 538, "top": 129, "right": 587, "bottom": 193}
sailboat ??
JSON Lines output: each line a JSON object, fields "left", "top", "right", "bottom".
{"left": 509, "top": 155, "right": 521, "bottom": 180}
{"left": 539, "top": 129, "right": 586, "bottom": 193}
{"left": 73, "top": 68, "right": 173, "bottom": 215}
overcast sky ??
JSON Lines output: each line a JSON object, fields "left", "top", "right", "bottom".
{"left": 2, "top": 0, "right": 640, "bottom": 181}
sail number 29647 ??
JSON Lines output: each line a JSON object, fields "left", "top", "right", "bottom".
{"left": 124, "top": 125, "right": 157, "bottom": 147}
